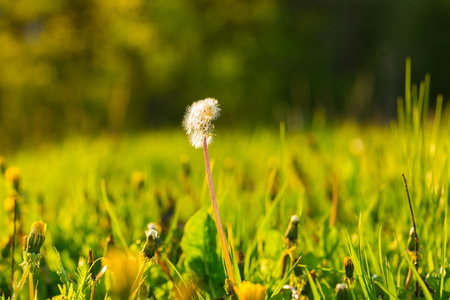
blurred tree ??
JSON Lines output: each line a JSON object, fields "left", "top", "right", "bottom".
{"left": 0, "top": 0, "right": 449, "bottom": 149}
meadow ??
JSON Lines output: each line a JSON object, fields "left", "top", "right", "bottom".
{"left": 0, "top": 65, "right": 449, "bottom": 300}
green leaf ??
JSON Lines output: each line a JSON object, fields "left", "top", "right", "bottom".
{"left": 346, "top": 232, "right": 377, "bottom": 300}
{"left": 304, "top": 267, "right": 321, "bottom": 300}
{"left": 181, "top": 209, "right": 226, "bottom": 298}
{"left": 270, "top": 293, "right": 292, "bottom": 300}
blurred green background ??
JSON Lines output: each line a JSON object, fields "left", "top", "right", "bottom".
{"left": 1, "top": 0, "right": 450, "bottom": 149}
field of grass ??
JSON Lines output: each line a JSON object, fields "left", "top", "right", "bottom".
{"left": 1, "top": 65, "right": 449, "bottom": 299}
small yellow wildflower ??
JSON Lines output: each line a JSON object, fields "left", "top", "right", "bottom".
{"left": 4, "top": 194, "right": 17, "bottom": 213}
{"left": 234, "top": 281, "right": 266, "bottom": 300}
{"left": 131, "top": 171, "right": 145, "bottom": 189}
{"left": 5, "top": 166, "right": 21, "bottom": 189}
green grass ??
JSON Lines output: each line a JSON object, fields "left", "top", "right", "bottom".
{"left": 1, "top": 62, "right": 450, "bottom": 299}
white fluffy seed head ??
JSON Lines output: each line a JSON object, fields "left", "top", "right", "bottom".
{"left": 182, "top": 98, "right": 220, "bottom": 149}
{"left": 336, "top": 283, "right": 348, "bottom": 291}
{"left": 145, "top": 229, "right": 158, "bottom": 239}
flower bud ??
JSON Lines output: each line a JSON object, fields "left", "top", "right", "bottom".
{"left": 88, "top": 249, "right": 96, "bottom": 281}
{"left": 142, "top": 229, "right": 158, "bottom": 260}
{"left": 407, "top": 227, "right": 415, "bottom": 251}
{"left": 335, "top": 283, "right": 348, "bottom": 300}
{"left": 284, "top": 215, "right": 299, "bottom": 245}
{"left": 25, "top": 221, "right": 46, "bottom": 254}
{"left": 343, "top": 256, "right": 355, "bottom": 284}
{"left": 343, "top": 256, "right": 353, "bottom": 277}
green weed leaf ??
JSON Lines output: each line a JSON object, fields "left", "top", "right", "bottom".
{"left": 181, "top": 209, "right": 226, "bottom": 298}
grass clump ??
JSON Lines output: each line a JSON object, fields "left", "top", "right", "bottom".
{"left": 0, "top": 59, "right": 449, "bottom": 299}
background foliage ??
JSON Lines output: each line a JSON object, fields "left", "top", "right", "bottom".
{"left": 1, "top": 0, "right": 450, "bottom": 150}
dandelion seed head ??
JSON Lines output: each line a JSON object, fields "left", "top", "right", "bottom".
{"left": 336, "top": 283, "right": 348, "bottom": 291}
{"left": 145, "top": 229, "right": 158, "bottom": 239}
{"left": 182, "top": 98, "right": 220, "bottom": 149}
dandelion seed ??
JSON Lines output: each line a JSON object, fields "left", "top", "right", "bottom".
{"left": 335, "top": 283, "right": 348, "bottom": 300}
{"left": 284, "top": 215, "right": 299, "bottom": 246}
{"left": 142, "top": 229, "right": 159, "bottom": 261}
{"left": 182, "top": 98, "right": 220, "bottom": 149}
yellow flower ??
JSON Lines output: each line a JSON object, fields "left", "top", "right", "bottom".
{"left": 234, "top": 281, "right": 266, "bottom": 300}
{"left": 104, "top": 249, "right": 139, "bottom": 295}
{"left": 5, "top": 166, "right": 21, "bottom": 189}
{"left": 4, "top": 194, "right": 17, "bottom": 213}
{"left": 131, "top": 171, "right": 145, "bottom": 189}
{"left": 0, "top": 155, "right": 5, "bottom": 173}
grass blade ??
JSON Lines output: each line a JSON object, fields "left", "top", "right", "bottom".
{"left": 270, "top": 256, "right": 302, "bottom": 298}
{"left": 101, "top": 180, "right": 131, "bottom": 257}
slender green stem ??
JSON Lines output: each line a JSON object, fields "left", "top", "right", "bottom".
{"left": 129, "top": 260, "right": 147, "bottom": 299}
{"left": 11, "top": 264, "right": 31, "bottom": 300}
{"left": 202, "top": 137, "right": 237, "bottom": 284}
{"left": 11, "top": 197, "right": 17, "bottom": 293}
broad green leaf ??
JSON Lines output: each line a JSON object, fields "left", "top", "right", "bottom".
{"left": 181, "top": 209, "right": 226, "bottom": 298}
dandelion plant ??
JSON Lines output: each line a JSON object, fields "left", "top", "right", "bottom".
{"left": 129, "top": 228, "right": 159, "bottom": 299}
{"left": 182, "top": 98, "right": 237, "bottom": 285}
{"left": 12, "top": 220, "right": 46, "bottom": 300}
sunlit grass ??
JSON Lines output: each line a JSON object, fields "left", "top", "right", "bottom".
{"left": 0, "top": 62, "right": 449, "bottom": 299}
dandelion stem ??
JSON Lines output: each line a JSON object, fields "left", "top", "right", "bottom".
{"left": 129, "top": 260, "right": 147, "bottom": 299}
{"left": 402, "top": 174, "right": 419, "bottom": 297}
{"left": 11, "top": 264, "right": 31, "bottom": 300}
{"left": 29, "top": 273, "right": 34, "bottom": 300}
{"left": 202, "top": 137, "right": 237, "bottom": 284}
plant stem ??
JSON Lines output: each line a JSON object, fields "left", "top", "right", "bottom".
{"left": 330, "top": 173, "right": 338, "bottom": 227}
{"left": 90, "top": 286, "right": 95, "bottom": 300}
{"left": 402, "top": 174, "right": 419, "bottom": 297}
{"left": 29, "top": 273, "right": 34, "bottom": 300}
{"left": 11, "top": 197, "right": 17, "bottom": 292}
{"left": 11, "top": 264, "right": 31, "bottom": 300}
{"left": 129, "top": 260, "right": 147, "bottom": 299}
{"left": 202, "top": 137, "right": 237, "bottom": 284}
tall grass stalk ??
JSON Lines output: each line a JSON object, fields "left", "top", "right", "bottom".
{"left": 402, "top": 174, "right": 419, "bottom": 296}
{"left": 129, "top": 261, "right": 147, "bottom": 299}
